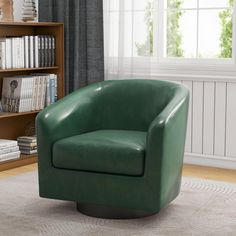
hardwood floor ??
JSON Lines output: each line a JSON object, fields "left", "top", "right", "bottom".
{"left": 0, "top": 163, "right": 37, "bottom": 180}
{"left": 0, "top": 163, "right": 236, "bottom": 183}
{"left": 182, "top": 164, "right": 236, "bottom": 183}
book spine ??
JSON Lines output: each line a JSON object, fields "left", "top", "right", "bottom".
{"left": 18, "top": 142, "right": 37, "bottom": 147}
{"left": 18, "top": 77, "right": 25, "bottom": 112}
{"left": 6, "top": 38, "right": 12, "bottom": 69}
{"left": 29, "top": 36, "right": 34, "bottom": 68}
{"left": 38, "top": 36, "right": 41, "bottom": 67}
{"left": 25, "top": 78, "right": 31, "bottom": 112}
{"left": 34, "top": 36, "right": 39, "bottom": 68}
{"left": 52, "top": 36, "right": 55, "bottom": 66}
{"left": 24, "top": 36, "right": 29, "bottom": 68}
{"left": 40, "top": 76, "right": 47, "bottom": 109}
{"left": 49, "top": 75, "right": 55, "bottom": 104}
{"left": 54, "top": 74, "right": 58, "bottom": 102}
{"left": 27, "top": 77, "right": 33, "bottom": 111}
{"left": 16, "top": 38, "right": 21, "bottom": 68}
{"left": 45, "top": 75, "right": 50, "bottom": 106}
{"left": 44, "top": 36, "right": 48, "bottom": 67}
{"left": 20, "top": 150, "right": 37, "bottom": 155}
{"left": 48, "top": 36, "right": 52, "bottom": 67}
{"left": 41, "top": 36, "right": 45, "bottom": 67}
{"left": 12, "top": 38, "right": 17, "bottom": 68}
{"left": 0, "top": 39, "right": 6, "bottom": 69}
{"left": 36, "top": 76, "right": 42, "bottom": 110}
{"left": 31, "top": 76, "right": 37, "bottom": 111}
{"left": 20, "top": 37, "right": 25, "bottom": 68}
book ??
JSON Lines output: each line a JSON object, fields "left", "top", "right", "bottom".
{"left": 0, "top": 39, "right": 6, "bottom": 69}
{"left": 0, "top": 139, "right": 18, "bottom": 149}
{"left": 45, "top": 75, "right": 51, "bottom": 106}
{"left": 29, "top": 36, "right": 34, "bottom": 68}
{"left": 19, "top": 145, "right": 37, "bottom": 151}
{"left": 31, "top": 76, "right": 38, "bottom": 111}
{"left": 41, "top": 36, "right": 45, "bottom": 67}
{"left": 0, "top": 151, "right": 21, "bottom": 162}
{"left": 54, "top": 74, "right": 58, "bottom": 102}
{"left": 47, "top": 36, "right": 52, "bottom": 66}
{"left": 1, "top": 76, "right": 20, "bottom": 112}
{"left": 20, "top": 37, "right": 25, "bottom": 68}
{"left": 20, "top": 149, "right": 37, "bottom": 155}
{"left": 0, "top": 146, "right": 19, "bottom": 155}
{"left": 18, "top": 142, "right": 37, "bottom": 147}
{"left": 5, "top": 38, "right": 12, "bottom": 69}
{"left": 34, "top": 35, "right": 39, "bottom": 68}
{"left": 51, "top": 36, "right": 55, "bottom": 66}
{"left": 49, "top": 75, "right": 55, "bottom": 104}
{"left": 23, "top": 36, "right": 29, "bottom": 68}
{"left": 17, "top": 136, "right": 36, "bottom": 143}
{"left": 38, "top": 36, "right": 41, "bottom": 67}
{"left": 44, "top": 36, "right": 48, "bottom": 67}
{"left": 1, "top": 76, "right": 30, "bottom": 112}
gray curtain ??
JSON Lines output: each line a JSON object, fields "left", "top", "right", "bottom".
{"left": 39, "top": 0, "right": 104, "bottom": 94}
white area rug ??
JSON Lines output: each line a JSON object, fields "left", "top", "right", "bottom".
{"left": 0, "top": 171, "right": 236, "bottom": 236}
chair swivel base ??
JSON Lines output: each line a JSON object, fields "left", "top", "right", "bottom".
{"left": 76, "top": 202, "right": 156, "bottom": 219}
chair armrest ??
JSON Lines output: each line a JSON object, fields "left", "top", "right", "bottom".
{"left": 36, "top": 83, "right": 101, "bottom": 169}
{"left": 145, "top": 87, "right": 189, "bottom": 207}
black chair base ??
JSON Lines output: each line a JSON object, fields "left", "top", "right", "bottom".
{"left": 76, "top": 202, "right": 157, "bottom": 219}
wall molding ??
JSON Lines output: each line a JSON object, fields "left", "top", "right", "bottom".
{"left": 184, "top": 153, "right": 236, "bottom": 170}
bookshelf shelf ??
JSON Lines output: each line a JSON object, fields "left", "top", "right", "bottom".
{"left": 0, "top": 22, "right": 64, "bottom": 171}
{"left": 0, "top": 111, "right": 41, "bottom": 119}
{"left": 0, "top": 66, "right": 59, "bottom": 73}
{"left": 0, "top": 154, "right": 37, "bottom": 171}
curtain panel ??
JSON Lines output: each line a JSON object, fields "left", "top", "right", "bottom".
{"left": 39, "top": 0, "right": 104, "bottom": 93}
{"left": 103, "top": 0, "right": 155, "bottom": 80}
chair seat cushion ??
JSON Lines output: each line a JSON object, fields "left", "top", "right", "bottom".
{"left": 53, "top": 130, "right": 146, "bottom": 176}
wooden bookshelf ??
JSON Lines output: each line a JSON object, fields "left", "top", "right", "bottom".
{"left": 0, "top": 22, "right": 64, "bottom": 171}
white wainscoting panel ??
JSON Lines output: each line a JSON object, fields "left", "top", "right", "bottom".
{"left": 226, "top": 83, "right": 236, "bottom": 158}
{"left": 203, "top": 82, "right": 215, "bottom": 155}
{"left": 179, "top": 78, "right": 236, "bottom": 169}
{"left": 192, "top": 81, "right": 204, "bottom": 154}
{"left": 214, "top": 82, "right": 226, "bottom": 156}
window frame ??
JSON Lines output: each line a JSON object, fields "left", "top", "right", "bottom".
{"left": 156, "top": 0, "right": 236, "bottom": 70}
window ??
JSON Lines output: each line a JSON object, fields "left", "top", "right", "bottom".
{"left": 103, "top": 0, "right": 236, "bottom": 76}
{"left": 160, "top": 0, "right": 234, "bottom": 60}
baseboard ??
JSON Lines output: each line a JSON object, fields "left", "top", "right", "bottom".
{"left": 184, "top": 153, "right": 236, "bottom": 170}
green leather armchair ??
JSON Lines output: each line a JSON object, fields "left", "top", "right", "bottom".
{"left": 36, "top": 79, "right": 189, "bottom": 219}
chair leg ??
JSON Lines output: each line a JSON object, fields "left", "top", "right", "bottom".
{"left": 76, "top": 202, "right": 157, "bottom": 219}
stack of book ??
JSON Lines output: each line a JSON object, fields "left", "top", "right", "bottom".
{"left": 0, "top": 35, "right": 55, "bottom": 69}
{"left": 17, "top": 136, "right": 37, "bottom": 155}
{"left": 1, "top": 73, "right": 57, "bottom": 113}
{"left": 0, "top": 139, "right": 20, "bottom": 162}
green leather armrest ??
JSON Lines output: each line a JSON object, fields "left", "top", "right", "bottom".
{"left": 146, "top": 86, "right": 189, "bottom": 208}
{"left": 36, "top": 83, "right": 101, "bottom": 169}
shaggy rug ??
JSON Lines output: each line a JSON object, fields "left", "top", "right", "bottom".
{"left": 0, "top": 171, "right": 235, "bottom": 236}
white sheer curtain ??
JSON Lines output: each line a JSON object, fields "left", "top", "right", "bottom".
{"left": 103, "top": 0, "right": 157, "bottom": 80}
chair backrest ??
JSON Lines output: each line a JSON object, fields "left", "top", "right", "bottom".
{"left": 97, "top": 79, "right": 181, "bottom": 131}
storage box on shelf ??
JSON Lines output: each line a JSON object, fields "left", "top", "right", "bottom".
{"left": 0, "top": 22, "right": 64, "bottom": 171}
